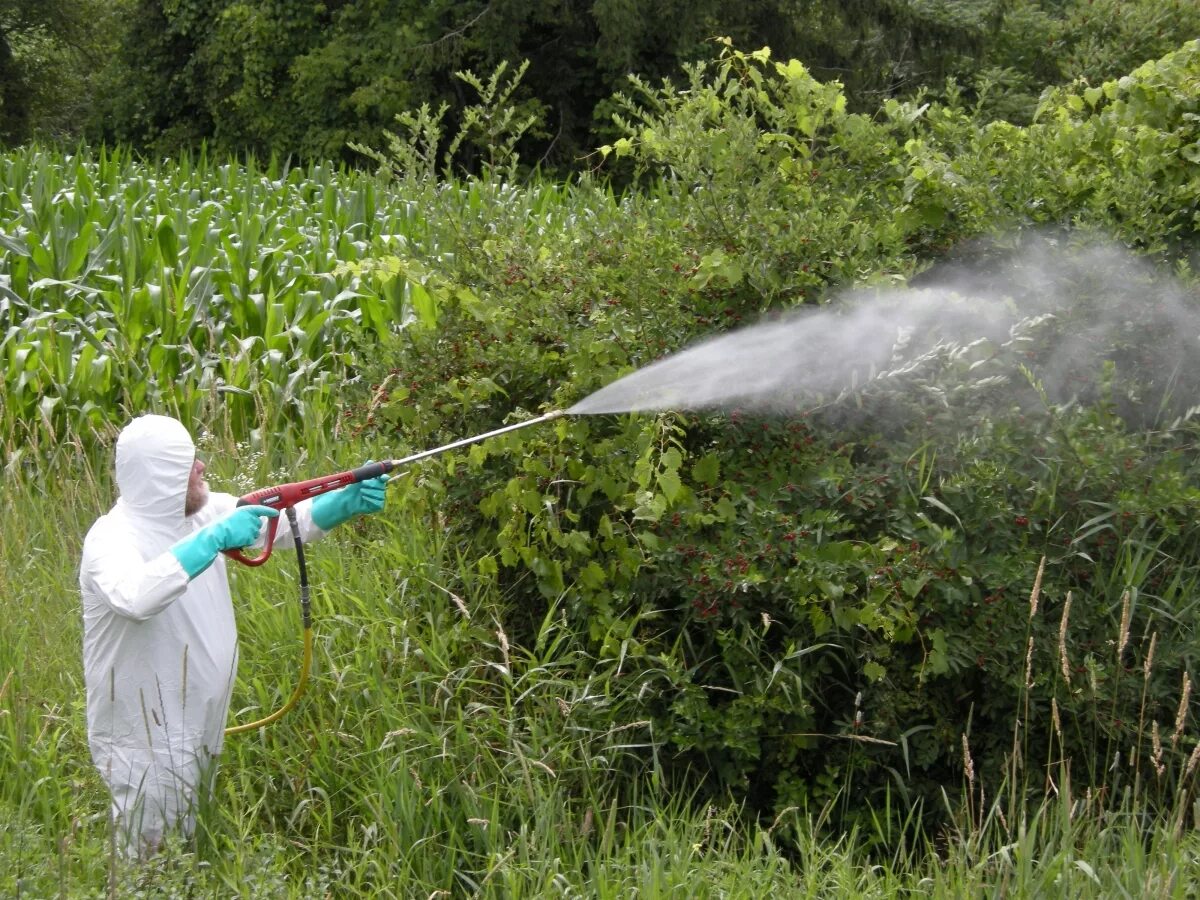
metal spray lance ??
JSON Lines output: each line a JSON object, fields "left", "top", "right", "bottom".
{"left": 224, "top": 409, "right": 567, "bottom": 566}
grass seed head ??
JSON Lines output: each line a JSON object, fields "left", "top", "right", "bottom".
{"left": 1117, "top": 590, "right": 1132, "bottom": 661}
{"left": 1186, "top": 742, "right": 1200, "bottom": 778}
{"left": 1152, "top": 721, "right": 1165, "bottom": 777}
{"left": 1028, "top": 556, "right": 1045, "bottom": 619}
{"left": 1173, "top": 672, "right": 1192, "bottom": 749}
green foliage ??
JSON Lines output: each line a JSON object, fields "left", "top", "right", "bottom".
{"left": 600, "top": 44, "right": 925, "bottom": 300}
{"left": 350, "top": 60, "right": 543, "bottom": 182}
{"left": 0, "top": 147, "right": 408, "bottom": 457}
{"left": 79, "top": 0, "right": 1200, "bottom": 170}
{"left": 0, "top": 0, "right": 126, "bottom": 146}
{"left": 344, "top": 41, "right": 1200, "bottom": 832}
{"left": 963, "top": 0, "right": 1200, "bottom": 123}
{"left": 94, "top": 0, "right": 546, "bottom": 163}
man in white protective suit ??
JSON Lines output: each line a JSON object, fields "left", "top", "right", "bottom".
{"left": 80, "top": 413, "right": 388, "bottom": 858}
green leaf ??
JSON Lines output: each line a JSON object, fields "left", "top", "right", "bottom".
{"left": 156, "top": 215, "right": 179, "bottom": 265}
{"left": 633, "top": 490, "right": 667, "bottom": 522}
{"left": 578, "top": 561, "right": 606, "bottom": 589}
{"left": 714, "top": 496, "right": 737, "bottom": 522}
{"left": 926, "top": 629, "right": 949, "bottom": 676}
{"left": 692, "top": 453, "right": 720, "bottom": 485}
{"left": 409, "top": 282, "right": 437, "bottom": 327}
{"left": 0, "top": 232, "right": 30, "bottom": 257}
{"left": 818, "top": 580, "right": 844, "bottom": 601}
{"left": 656, "top": 468, "right": 682, "bottom": 503}
{"left": 922, "top": 496, "right": 963, "bottom": 529}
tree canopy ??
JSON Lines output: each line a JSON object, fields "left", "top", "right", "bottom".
{"left": 4, "top": 1, "right": 1199, "bottom": 172}
{"left": 0, "top": 0, "right": 124, "bottom": 145}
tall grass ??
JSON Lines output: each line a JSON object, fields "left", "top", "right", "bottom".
{"left": 4, "top": 436, "right": 1200, "bottom": 896}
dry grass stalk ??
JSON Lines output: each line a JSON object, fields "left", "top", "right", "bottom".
{"left": 1185, "top": 742, "right": 1200, "bottom": 778}
{"left": 1024, "top": 635, "right": 1036, "bottom": 690}
{"left": 962, "top": 732, "right": 976, "bottom": 789}
{"left": 1173, "top": 672, "right": 1192, "bottom": 749}
{"left": 1152, "top": 721, "right": 1165, "bottom": 777}
{"left": 1162, "top": 868, "right": 1179, "bottom": 897}
{"left": 995, "top": 800, "right": 1009, "bottom": 834}
{"left": 1029, "top": 556, "right": 1045, "bottom": 619}
{"left": 1117, "top": 590, "right": 1132, "bottom": 661}
{"left": 1051, "top": 697, "right": 1063, "bottom": 742}
{"left": 495, "top": 621, "right": 511, "bottom": 671}
{"left": 1143, "top": 632, "right": 1157, "bottom": 682}
{"left": 1058, "top": 592, "right": 1073, "bottom": 687}
{"left": 701, "top": 804, "right": 717, "bottom": 850}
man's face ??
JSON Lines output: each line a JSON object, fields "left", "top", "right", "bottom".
{"left": 184, "top": 456, "right": 209, "bottom": 517}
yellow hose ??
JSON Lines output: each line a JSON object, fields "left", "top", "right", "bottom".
{"left": 225, "top": 627, "right": 313, "bottom": 736}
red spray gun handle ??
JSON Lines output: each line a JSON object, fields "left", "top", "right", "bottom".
{"left": 224, "top": 461, "right": 395, "bottom": 567}
{"left": 222, "top": 409, "right": 566, "bottom": 567}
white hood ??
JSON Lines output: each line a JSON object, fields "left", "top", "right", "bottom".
{"left": 114, "top": 414, "right": 194, "bottom": 554}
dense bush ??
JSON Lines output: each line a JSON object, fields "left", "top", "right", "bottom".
{"left": 347, "top": 41, "right": 1200, "bottom": 830}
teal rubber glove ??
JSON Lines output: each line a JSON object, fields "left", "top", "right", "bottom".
{"left": 170, "top": 505, "right": 280, "bottom": 579}
{"left": 311, "top": 467, "right": 389, "bottom": 530}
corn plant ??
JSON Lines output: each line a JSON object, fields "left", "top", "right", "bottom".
{"left": 0, "top": 146, "right": 443, "bottom": 458}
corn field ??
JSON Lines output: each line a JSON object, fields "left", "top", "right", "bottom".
{"left": 0, "top": 146, "right": 440, "bottom": 459}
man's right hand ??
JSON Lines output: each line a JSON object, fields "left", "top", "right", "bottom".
{"left": 171, "top": 506, "right": 279, "bottom": 578}
{"left": 207, "top": 505, "right": 280, "bottom": 550}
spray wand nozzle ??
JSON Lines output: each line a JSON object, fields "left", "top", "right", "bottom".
{"left": 225, "top": 410, "right": 567, "bottom": 566}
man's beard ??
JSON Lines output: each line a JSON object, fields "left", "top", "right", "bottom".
{"left": 184, "top": 483, "right": 209, "bottom": 517}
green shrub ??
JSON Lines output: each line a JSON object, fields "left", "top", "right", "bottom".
{"left": 346, "top": 41, "right": 1200, "bottom": 834}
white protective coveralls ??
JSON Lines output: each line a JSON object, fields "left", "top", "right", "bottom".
{"left": 80, "top": 414, "right": 325, "bottom": 855}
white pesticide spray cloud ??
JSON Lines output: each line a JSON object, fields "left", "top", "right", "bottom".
{"left": 569, "top": 231, "right": 1200, "bottom": 423}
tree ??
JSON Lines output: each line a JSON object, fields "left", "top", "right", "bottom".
{"left": 87, "top": 0, "right": 1008, "bottom": 165}
{"left": 84, "top": 0, "right": 1200, "bottom": 168}
{"left": 0, "top": 0, "right": 126, "bottom": 146}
